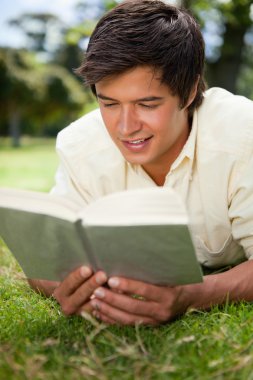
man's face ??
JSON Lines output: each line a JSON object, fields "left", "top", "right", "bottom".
{"left": 95, "top": 66, "right": 191, "bottom": 183}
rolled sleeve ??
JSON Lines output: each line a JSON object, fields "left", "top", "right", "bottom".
{"left": 229, "top": 155, "right": 253, "bottom": 259}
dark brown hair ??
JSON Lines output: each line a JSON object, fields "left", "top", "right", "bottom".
{"left": 76, "top": 0, "right": 206, "bottom": 115}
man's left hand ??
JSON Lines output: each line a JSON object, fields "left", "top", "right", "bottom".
{"left": 89, "top": 276, "right": 190, "bottom": 325}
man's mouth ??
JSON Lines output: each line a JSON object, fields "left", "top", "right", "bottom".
{"left": 123, "top": 136, "right": 153, "bottom": 145}
{"left": 120, "top": 136, "right": 153, "bottom": 152}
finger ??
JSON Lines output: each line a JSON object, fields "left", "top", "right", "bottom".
{"left": 92, "top": 286, "right": 156, "bottom": 317}
{"left": 58, "top": 271, "right": 108, "bottom": 315}
{"left": 108, "top": 277, "right": 166, "bottom": 302}
{"left": 70, "top": 271, "right": 108, "bottom": 304}
{"left": 78, "top": 300, "right": 94, "bottom": 315}
{"left": 55, "top": 266, "right": 93, "bottom": 298}
{"left": 91, "top": 285, "right": 161, "bottom": 322}
{"left": 90, "top": 298, "right": 156, "bottom": 326}
{"left": 93, "top": 286, "right": 175, "bottom": 322}
{"left": 92, "top": 311, "right": 117, "bottom": 325}
{"left": 79, "top": 302, "right": 117, "bottom": 325}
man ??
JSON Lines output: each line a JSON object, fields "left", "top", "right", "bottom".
{"left": 29, "top": 0, "right": 253, "bottom": 325}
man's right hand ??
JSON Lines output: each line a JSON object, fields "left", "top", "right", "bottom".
{"left": 29, "top": 266, "right": 108, "bottom": 316}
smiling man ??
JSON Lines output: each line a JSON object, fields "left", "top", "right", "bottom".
{"left": 29, "top": 0, "right": 253, "bottom": 325}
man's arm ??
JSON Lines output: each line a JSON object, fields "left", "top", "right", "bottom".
{"left": 183, "top": 260, "right": 253, "bottom": 309}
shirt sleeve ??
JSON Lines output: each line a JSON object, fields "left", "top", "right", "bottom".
{"left": 229, "top": 155, "right": 253, "bottom": 259}
{"left": 50, "top": 163, "right": 91, "bottom": 206}
{"left": 50, "top": 110, "right": 107, "bottom": 207}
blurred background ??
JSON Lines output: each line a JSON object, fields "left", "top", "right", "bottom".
{"left": 0, "top": 0, "right": 252, "bottom": 190}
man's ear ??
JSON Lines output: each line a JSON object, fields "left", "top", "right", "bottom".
{"left": 185, "top": 76, "right": 200, "bottom": 109}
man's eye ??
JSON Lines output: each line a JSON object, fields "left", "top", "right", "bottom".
{"left": 104, "top": 103, "right": 118, "bottom": 108}
{"left": 139, "top": 103, "right": 158, "bottom": 109}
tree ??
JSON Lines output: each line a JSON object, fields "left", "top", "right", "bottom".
{"left": 207, "top": 0, "right": 252, "bottom": 93}
{"left": 0, "top": 48, "right": 86, "bottom": 146}
{"left": 8, "top": 13, "right": 63, "bottom": 56}
{"left": 56, "top": 0, "right": 119, "bottom": 72}
{"left": 0, "top": 49, "right": 38, "bottom": 146}
{"left": 180, "top": 0, "right": 253, "bottom": 95}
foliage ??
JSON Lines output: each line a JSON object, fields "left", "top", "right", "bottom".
{"left": 59, "top": 0, "right": 119, "bottom": 68}
{"left": 181, "top": 0, "right": 253, "bottom": 94}
{"left": 8, "top": 12, "right": 64, "bottom": 54}
{"left": 0, "top": 48, "right": 87, "bottom": 145}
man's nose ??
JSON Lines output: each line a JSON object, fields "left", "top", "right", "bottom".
{"left": 118, "top": 107, "right": 142, "bottom": 136}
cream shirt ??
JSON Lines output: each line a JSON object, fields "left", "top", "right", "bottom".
{"left": 52, "top": 87, "right": 253, "bottom": 268}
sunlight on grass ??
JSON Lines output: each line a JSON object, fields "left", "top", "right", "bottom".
{"left": 0, "top": 137, "right": 58, "bottom": 192}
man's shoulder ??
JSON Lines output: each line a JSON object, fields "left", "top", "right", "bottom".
{"left": 201, "top": 87, "right": 253, "bottom": 116}
{"left": 56, "top": 109, "right": 112, "bottom": 153}
{"left": 55, "top": 108, "right": 123, "bottom": 171}
{"left": 196, "top": 87, "right": 253, "bottom": 156}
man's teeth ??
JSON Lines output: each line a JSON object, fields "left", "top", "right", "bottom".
{"left": 130, "top": 139, "right": 146, "bottom": 144}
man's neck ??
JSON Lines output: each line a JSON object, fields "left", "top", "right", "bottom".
{"left": 142, "top": 120, "right": 192, "bottom": 186}
{"left": 142, "top": 164, "right": 170, "bottom": 186}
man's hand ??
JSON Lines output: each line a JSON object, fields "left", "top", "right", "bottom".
{"left": 52, "top": 266, "right": 108, "bottom": 316}
{"left": 29, "top": 266, "right": 108, "bottom": 316}
{"left": 89, "top": 261, "right": 253, "bottom": 325}
{"left": 89, "top": 277, "right": 190, "bottom": 325}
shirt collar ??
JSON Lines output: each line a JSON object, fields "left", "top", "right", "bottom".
{"left": 170, "top": 112, "right": 198, "bottom": 172}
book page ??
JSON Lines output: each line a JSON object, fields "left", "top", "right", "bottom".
{"left": 0, "top": 187, "right": 81, "bottom": 223}
{"left": 82, "top": 187, "right": 188, "bottom": 226}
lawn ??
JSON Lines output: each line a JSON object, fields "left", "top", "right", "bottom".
{"left": 1, "top": 138, "right": 253, "bottom": 379}
{"left": 0, "top": 137, "right": 58, "bottom": 191}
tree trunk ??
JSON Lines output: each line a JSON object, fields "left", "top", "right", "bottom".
{"left": 204, "top": 0, "right": 252, "bottom": 94}
{"left": 8, "top": 107, "right": 21, "bottom": 147}
{"left": 207, "top": 22, "right": 247, "bottom": 94}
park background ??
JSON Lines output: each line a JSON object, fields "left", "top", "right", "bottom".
{"left": 1, "top": 0, "right": 253, "bottom": 150}
{"left": 1, "top": 1, "right": 253, "bottom": 379}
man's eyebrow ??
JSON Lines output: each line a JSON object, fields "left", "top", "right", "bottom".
{"left": 97, "top": 94, "right": 117, "bottom": 101}
{"left": 97, "top": 93, "right": 164, "bottom": 102}
{"left": 136, "top": 96, "right": 164, "bottom": 102}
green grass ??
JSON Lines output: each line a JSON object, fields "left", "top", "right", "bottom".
{"left": 1, "top": 138, "right": 253, "bottom": 379}
{"left": 0, "top": 137, "right": 58, "bottom": 191}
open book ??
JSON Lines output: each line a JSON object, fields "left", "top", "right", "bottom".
{"left": 0, "top": 187, "right": 202, "bottom": 285}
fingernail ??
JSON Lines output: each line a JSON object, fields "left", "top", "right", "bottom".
{"left": 108, "top": 277, "right": 119, "bottom": 288}
{"left": 80, "top": 266, "right": 92, "bottom": 278}
{"left": 94, "top": 288, "right": 105, "bottom": 299}
{"left": 91, "top": 300, "right": 100, "bottom": 311}
{"left": 95, "top": 272, "right": 107, "bottom": 285}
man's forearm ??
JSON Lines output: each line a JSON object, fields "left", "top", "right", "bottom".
{"left": 182, "top": 260, "right": 253, "bottom": 311}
